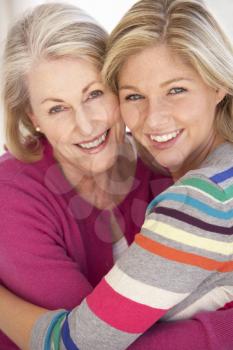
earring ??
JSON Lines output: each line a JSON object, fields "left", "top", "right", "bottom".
{"left": 35, "top": 126, "right": 41, "bottom": 132}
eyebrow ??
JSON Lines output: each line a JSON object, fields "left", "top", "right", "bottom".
{"left": 160, "top": 77, "right": 193, "bottom": 87}
{"left": 119, "top": 77, "right": 193, "bottom": 91}
{"left": 40, "top": 80, "right": 100, "bottom": 104}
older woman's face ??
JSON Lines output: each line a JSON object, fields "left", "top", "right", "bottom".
{"left": 27, "top": 57, "right": 124, "bottom": 175}
{"left": 118, "top": 45, "right": 225, "bottom": 176}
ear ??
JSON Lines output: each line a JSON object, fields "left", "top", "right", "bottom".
{"left": 216, "top": 87, "right": 227, "bottom": 105}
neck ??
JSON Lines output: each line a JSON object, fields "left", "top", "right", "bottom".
{"left": 171, "top": 133, "right": 225, "bottom": 182}
{"left": 58, "top": 136, "right": 136, "bottom": 209}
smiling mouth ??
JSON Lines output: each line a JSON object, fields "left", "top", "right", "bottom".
{"left": 150, "top": 129, "right": 182, "bottom": 143}
{"left": 76, "top": 129, "right": 109, "bottom": 150}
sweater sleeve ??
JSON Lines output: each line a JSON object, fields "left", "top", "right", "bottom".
{"left": 0, "top": 181, "right": 92, "bottom": 310}
{"left": 31, "top": 306, "right": 233, "bottom": 350}
{"left": 31, "top": 173, "right": 233, "bottom": 349}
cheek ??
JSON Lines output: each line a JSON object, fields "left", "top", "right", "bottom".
{"left": 180, "top": 92, "right": 217, "bottom": 122}
{"left": 173, "top": 97, "right": 203, "bottom": 125}
{"left": 43, "top": 120, "right": 71, "bottom": 144}
{"left": 189, "top": 99, "right": 216, "bottom": 125}
{"left": 110, "top": 101, "right": 121, "bottom": 124}
{"left": 120, "top": 103, "right": 144, "bottom": 132}
{"left": 96, "top": 97, "right": 120, "bottom": 125}
{"left": 46, "top": 130, "right": 65, "bottom": 145}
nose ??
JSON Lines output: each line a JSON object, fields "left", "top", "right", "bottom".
{"left": 74, "top": 108, "right": 94, "bottom": 136}
{"left": 145, "top": 96, "right": 171, "bottom": 128}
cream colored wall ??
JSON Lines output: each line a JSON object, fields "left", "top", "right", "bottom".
{"left": 0, "top": 0, "right": 232, "bottom": 155}
{"left": 0, "top": 1, "right": 11, "bottom": 154}
{"left": 205, "top": 0, "right": 233, "bottom": 38}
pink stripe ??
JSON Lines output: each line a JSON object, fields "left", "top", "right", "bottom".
{"left": 86, "top": 278, "right": 167, "bottom": 333}
{"left": 218, "top": 300, "right": 233, "bottom": 310}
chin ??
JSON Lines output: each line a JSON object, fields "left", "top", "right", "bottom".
{"left": 91, "top": 157, "right": 117, "bottom": 176}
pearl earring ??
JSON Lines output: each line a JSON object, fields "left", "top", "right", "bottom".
{"left": 35, "top": 126, "right": 41, "bottom": 132}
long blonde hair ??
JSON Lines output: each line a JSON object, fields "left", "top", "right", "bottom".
{"left": 103, "top": 0, "right": 233, "bottom": 143}
{"left": 3, "top": 3, "right": 108, "bottom": 161}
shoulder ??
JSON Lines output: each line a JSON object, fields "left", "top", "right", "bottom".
{"left": 0, "top": 151, "right": 27, "bottom": 182}
{"left": 150, "top": 143, "right": 233, "bottom": 201}
{"left": 0, "top": 140, "right": 53, "bottom": 182}
{"left": 178, "top": 142, "right": 233, "bottom": 203}
{"left": 186, "top": 142, "right": 233, "bottom": 185}
{"left": 0, "top": 140, "right": 70, "bottom": 204}
{"left": 146, "top": 143, "right": 233, "bottom": 234}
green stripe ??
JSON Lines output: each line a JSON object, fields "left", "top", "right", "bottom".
{"left": 178, "top": 178, "right": 233, "bottom": 201}
{"left": 51, "top": 314, "right": 66, "bottom": 350}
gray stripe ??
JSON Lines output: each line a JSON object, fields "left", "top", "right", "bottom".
{"left": 30, "top": 309, "right": 66, "bottom": 350}
{"left": 164, "top": 272, "right": 233, "bottom": 320}
{"left": 156, "top": 182, "right": 233, "bottom": 227}
{"left": 154, "top": 192, "right": 232, "bottom": 228}
{"left": 171, "top": 179, "right": 227, "bottom": 207}
{"left": 220, "top": 177, "right": 233, "bottom": 189}
{"left": 117, "top": 243, "right": 212, "bottom": 293}
{"left": 69, "top": 300, "right": 138, "bottom": 350}
{"left": 191, "top": 142, "right": 233, "bottom": 177}
{"left": 220, "top": 272, "right": 233, "bottom": 285}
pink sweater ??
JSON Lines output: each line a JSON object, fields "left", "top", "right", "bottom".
{"left": 0, "top": 139, "right": 171, "bottom": 349}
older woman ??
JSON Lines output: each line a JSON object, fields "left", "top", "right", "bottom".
{"left": 0, "top": 3, "right": 171, "bottom": 349}
{"left": 1, "top": 0, "right": 233, "bottom": 349}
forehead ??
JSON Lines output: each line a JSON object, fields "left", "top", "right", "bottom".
{"left": 27, "top": 57, "right": 101, "bottom": 101}
{"left": 119, "top": 44, "right": 195, "bottom": 83}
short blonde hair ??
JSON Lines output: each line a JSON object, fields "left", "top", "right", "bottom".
{"left": 3, "top": 2, "right": 108, "bottom": 161}
{"left": 103, "top": 0, "right": 233, "bottom": 143}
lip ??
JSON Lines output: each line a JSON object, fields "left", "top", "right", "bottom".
{"left": 149, "top": 129, "right": 182, "bottom": 137}
{"left": 77, "top": 130, "right": 108, "bottom": 145}
{"left": 74, "top": 129, "right": 111, "bottom": 154}
{"left": 147, "top": 129, "right": 184, "bottom": 150}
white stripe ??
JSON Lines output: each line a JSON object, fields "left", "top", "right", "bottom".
{"left": 143, "top": 219, "right": 233, "bottom": 256}
{"left": 105, "top": 264, "right": 188, "bottom": 309}
{"left": 164, "top": 285, "right": 233, "bottom": 321}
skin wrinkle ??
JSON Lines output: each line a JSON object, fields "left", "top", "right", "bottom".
{"left": 27, "top": 56, "right": 136, "bottom": 210}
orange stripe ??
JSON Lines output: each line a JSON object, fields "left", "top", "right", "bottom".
{"left": 135, "top": 234, "right": 233, "bottom": 272}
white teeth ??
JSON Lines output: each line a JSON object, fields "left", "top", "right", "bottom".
{"left": 150, "top": 130, "right": 180, "bottom": 143}
{"left": 79, "top": 131, "right": 107, "bottom": 149}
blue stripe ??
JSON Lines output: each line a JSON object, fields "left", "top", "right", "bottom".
{"left": 44, "top": 311, "right": 68, "bottom": 350}
{"left": 61, "top": 314, "right": 79, "bottom": 350}
{"left": 147, "top": 192, "right": 233, "bottom": 219}
{"left": 210, "top": 166, "right": 233, "bottom": 184}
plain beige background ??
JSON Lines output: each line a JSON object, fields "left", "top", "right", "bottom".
{"left": 0, "top": 0, "right": 232, "bottom": 154}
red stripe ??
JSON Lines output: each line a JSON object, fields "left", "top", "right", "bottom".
{"left": 86, "top": 278, "right": 167, "bottom": 333}
{"left": 135, "top": 234, "right": 233, "bottom": 272}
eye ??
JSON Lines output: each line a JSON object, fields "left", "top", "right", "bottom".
{"left": 125, "top": 94, "right": 144, "bottom": 101}
{"left": 49, "top": 105, "right": 69, "bottom": 115}
{"left": 88, "top": 90, "right": 103, "bottom": 100}
{"left": 168, "top": 87, "right": 187, "bottom": 95}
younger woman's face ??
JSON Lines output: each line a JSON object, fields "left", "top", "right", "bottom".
{"left": 118, "top": 45, "right": 225, "bottom": 177}
{"left": 27, "top": 57, "right": 124, "bottom": 176}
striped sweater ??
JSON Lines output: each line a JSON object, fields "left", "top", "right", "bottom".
{"left": 31, "top": 142, "right": 233, "bottom": 350}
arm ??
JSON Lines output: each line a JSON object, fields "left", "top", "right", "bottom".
{"left": 0, "top": 181, "right": 92, "bottom": 347}
{"left": 2, "top": 176, "right": 231, "bottom": 349}
{"left": 128, "top": 307, "right": 233, "bottom": 350}
{"left": 0, "top": 285, "right": 48, "bottom": 350}
{"left": 0, "top": 182, "right": 92, "bottom": 307}
{"left": 1, "top": 285, "right": 233, "bottom": 350}
{"left": 29, "top": 175, "right": 232, "bottom": 349}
